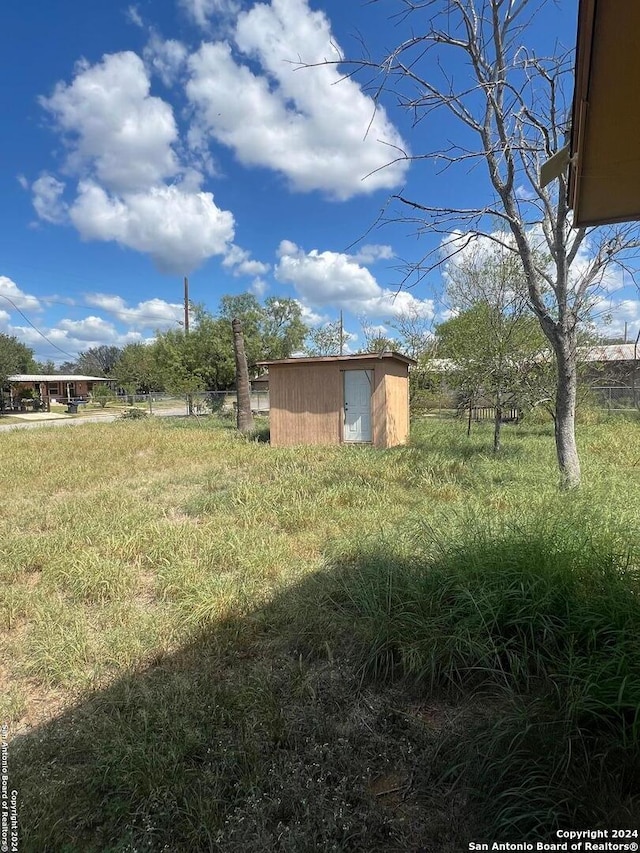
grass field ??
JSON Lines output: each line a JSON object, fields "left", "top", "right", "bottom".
{"left": 2, "top": 413, "right": 640, "bottom": 850}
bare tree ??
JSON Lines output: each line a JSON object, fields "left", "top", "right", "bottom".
{"left": 232, "top": 318, "right": 254, "bottom": 434}
{"left": 358, "top": 318, "right": 396, "bottom": 353}
{"left": 312, "top": 0, "right": 640, "bottom": 487}
{"left": 388, "top": 305, "right": 436, "bottom": 361}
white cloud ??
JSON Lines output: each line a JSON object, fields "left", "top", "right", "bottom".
{"left": 249, "top": 277, "right": 268, "bottom": 297}
{"left": 443, "top": 229, "right": 627, "bottom": 299}
{"left": 143, "top": 33, "right": 188, "bottom": 86}
{"left": 569, "top": 235, "right": 625, "bottom": 295}
{"left": 363, "top": 323, "right": 389, "bottom": 336}
{"left": 591, "top": 296, "right": 640, "bottom": 340}
{"left": 186, "top": 0, "right": 408, "bottom": 200}
{"left": 297, "top": 302, "right": 327, "bottom": 326}
{"left": 41, "top": 52, "right": 179, "bottom": 194}
{"left": 69, "top": 180, "right": 234, "bottom": 273}
{"left": 351, "top": 244, "right": 395, "bottom": 265}
{"left": 179, "top": 0, "right": 241, "bottom": 29}
{"left": 9, "top": 321, "right": 144, "bottom": 355}
{"left": 275, "top": 241, "right": 435, "bottom": 319}
{"left": 57, "top": 316, "right": 122, "bottom": 342}
{"left": 38, "top": 51, "right": 236, "bottom": 272}
{"left": 0, "top": 276, "right": 42, "bottom": 313}
{"left": 223, "top": 244, "right": 270, "bottom": 277}
{"left": 84, "top": 293, "right": 183, "bottom": 328}
{"left": 515, "top": 184, "right": 536, "bottom": 201}
{"left": 0, "top": 310, "right": 10, "bottom": 327}
{"left": 41, "top": 295, "right": 77, "bottom": 307}
{"left": 126, "top": 5, "right": 144, "bottom": 27}
{"left": 32, "top": 174, "right": 67, "bottom": 224}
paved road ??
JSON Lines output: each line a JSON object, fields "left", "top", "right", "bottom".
{"left": 0, "top": 406, "right": 189, "bottom": 432}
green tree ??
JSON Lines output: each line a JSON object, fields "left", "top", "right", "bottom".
{"left": 436, "top": 285, "right": 544, "bottom": 453}
{"left": 219, "top": 294, "right": 307, "bottom": 365}
{"left": 76, "top": 346, "right": 122, "bottom": 377}
{"left": 152, "top": 329, "right": 207, "bottom": 397}
{"left": 260, "top": 297, "right": 307, "bottom": 360}
{"left": 218, "top": 294, "right": 263, "bottom": 367}
{"left": 91, "top": 384, "right": 116, "bottom": 408}
{"left": 0, "top": 334, "right": 38, "bottom": 378}
{"left": 112, "top": 343, "right": 164, "bottom": 394}
{"left": 305, "top": 320, "right": 350, "bottom": 356}
{"left": 152, "top": 296, "right": 309, "bottom": 397}
{"left": 0, "top": 334, "right": 38, "bottom": 410}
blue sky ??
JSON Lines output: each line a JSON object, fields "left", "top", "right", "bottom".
{"left": 3, "top": 0, "right": 634, "bottom": 363}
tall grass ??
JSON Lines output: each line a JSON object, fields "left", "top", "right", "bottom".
{"left": 4, "top": 414, "right": 640, "bottom": 848}
{"left": 327, "top": 509, "right": 640, "bottom": 833}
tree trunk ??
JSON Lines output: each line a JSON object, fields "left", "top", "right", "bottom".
{"left": 554, "top": 342, "right": 581, "bottom": 489}
{"left": 232, "top": 318, "right": 254, "bottom": 434}
{"left": 493, "top": 392, "right": 502, "bottom": 454}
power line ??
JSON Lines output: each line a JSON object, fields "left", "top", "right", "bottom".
{"left": 0, "top": 294, "right": 79, "bottom": 360}
{"left": 3, "top": 263, "right": 189, "bottom": 323}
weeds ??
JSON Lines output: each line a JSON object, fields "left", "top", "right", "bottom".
{"left": 3, "top": 415, "right": 640, "bottom": 848}
{"left": 328, "top": 510, "right": 640, "bottom": 834}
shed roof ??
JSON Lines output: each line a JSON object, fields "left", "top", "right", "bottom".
{"left": 8, "top": 374, "right": 110, "bottom": 382}
{"left": 569, "top": 0, "right": 640, "bottom": 225}
{"left": 257, "top": 351, "right": 416, "bottom": 367}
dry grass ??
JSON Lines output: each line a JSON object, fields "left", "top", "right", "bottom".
{"left": 2, "top": 413, "right": 640, "bottom": 850}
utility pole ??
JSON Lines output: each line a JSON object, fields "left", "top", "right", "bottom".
{"left": 184, "top": 276, "right": 190, "bottom": 333}
{"left": 339, "top": 310, "right": 344, "bottom": 355}
{"left": 184, "top": 276, "right": 192, "bottom": 415}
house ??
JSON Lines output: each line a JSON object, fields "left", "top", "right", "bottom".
{"left": 257, "top": 352, "right": 415, "bottom": 449}
{"left": 250, "top": 371, "right": 269, "bottom": 393}
{"left": 569, "top": 0, "right": 640, "bottom": 226}
{"left": 579, "top": 344, "right": 640, "bottom": 385}
{"left": 3, "top": 374, "right": 111, "bottom": 412}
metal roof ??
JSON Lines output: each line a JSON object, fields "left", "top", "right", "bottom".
{"left": 257, "top": 351, "right": 416, "bottom": 367}
{"left": 579, "top": 344, "right": 640, "bottom": 363}
{"left": 7, "top": 374, "right": 110, "bottom": 382}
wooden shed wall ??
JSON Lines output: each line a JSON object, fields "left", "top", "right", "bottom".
{"left": 268, "top": 363, "right": 341, "bottom": 447}
{"left": 268, "top": 357, "right": 410, "bottom": 448}
{"left": 369, "top": 363, "right": 385, "bottom": 448}
{"left": 382, "top": 361, "right": 411, "bottom": 447}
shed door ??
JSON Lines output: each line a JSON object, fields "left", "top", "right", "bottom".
{"left": 343, "top": 370, "right": 372, "bottom": 442}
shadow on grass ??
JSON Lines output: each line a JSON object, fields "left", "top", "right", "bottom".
{"left": 12, "top": 512, "right": 640, "bottom": 851}
{"left": 9, "top": 567, "right": 465, "bottom": 853}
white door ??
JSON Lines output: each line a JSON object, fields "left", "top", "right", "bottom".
{"left": 343, "top": 370, "right": 372, "bottom": 442}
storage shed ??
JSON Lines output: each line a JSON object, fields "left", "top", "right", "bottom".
{"left": 257, "top": 352, "right": 415, "bottom": 449}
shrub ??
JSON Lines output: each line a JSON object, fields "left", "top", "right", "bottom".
{"left": 120, "top": 406, "right": 148, "bottom": 420}
{"left": 92, "top": 385, "right": 115, "bottom": 408}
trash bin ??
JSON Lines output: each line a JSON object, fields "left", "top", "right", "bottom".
{"left": 66, "top": 402, "right": 78, "bottom": 414}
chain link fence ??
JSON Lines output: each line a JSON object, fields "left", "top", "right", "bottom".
{"left": 587, "top": 385, "right": 640, "bottom": 412}
{"left": 111, "top": 391, "right": 270, "bottom": 416}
